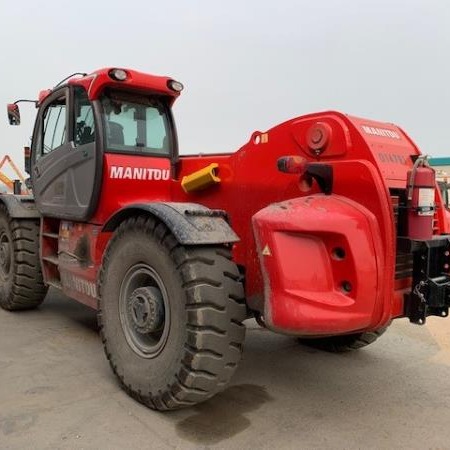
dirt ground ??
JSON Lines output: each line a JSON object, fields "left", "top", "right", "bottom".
{"left": 1, "top": 289, "right": 450, "bottom": 449}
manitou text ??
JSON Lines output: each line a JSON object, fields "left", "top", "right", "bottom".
{"left": 109, "top": 166, "right": 170, "bottom": 180}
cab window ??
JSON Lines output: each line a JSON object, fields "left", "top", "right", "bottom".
{"left": 74, "top": 87, "right": 95, "bottom": 146}
{"left": 100, "top": 90, "right": 171, "bottom": 156}
{"left": 42, "top": 96, "right": 66, "bottom": 155}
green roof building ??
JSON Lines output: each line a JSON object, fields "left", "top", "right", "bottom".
{"left": 430, "top": 158, "right": 450, "bottom": 179}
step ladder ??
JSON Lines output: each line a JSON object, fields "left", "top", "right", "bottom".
{"left": 41, "top": 219, "right": 62, "bottom": 290}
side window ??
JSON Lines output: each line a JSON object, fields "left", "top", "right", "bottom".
{"left": 42, "top": 97, "right": 66, "bottom": 155}
{"left": 74, "top": 87, "right": 95, "bottom": 146}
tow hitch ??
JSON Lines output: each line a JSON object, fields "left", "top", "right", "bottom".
{"left": 404, "top": 236, "right": 450, "bottom": 324}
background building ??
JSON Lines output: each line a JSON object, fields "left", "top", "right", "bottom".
{"left": 430, "top": 157, "right": 450, "bottom": 179}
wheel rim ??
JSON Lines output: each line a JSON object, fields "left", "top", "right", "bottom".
{"left": 119, "top": 263, "right": 170, "bottom": 358}
{"left": 0, "top": 230, "right": 12, "bottom": 280}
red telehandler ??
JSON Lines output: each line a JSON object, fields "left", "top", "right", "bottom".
{"left": 2, "top": 68, "right": 450, "bottom": 410}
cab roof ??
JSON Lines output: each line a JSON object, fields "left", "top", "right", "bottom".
{"left": 38, "top": 67, "right": 182, "bottom": 106}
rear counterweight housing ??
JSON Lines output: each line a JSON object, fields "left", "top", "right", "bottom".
{"left": 252, "top": 194, "right": 384, "bottom": 336}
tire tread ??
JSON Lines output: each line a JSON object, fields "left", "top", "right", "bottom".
{"left": 299, "top": 327, "right": 387, "bottom": 353}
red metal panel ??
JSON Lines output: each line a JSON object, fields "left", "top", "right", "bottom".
{"left": 90, "top": 154, "right": 172, "bottom": 224}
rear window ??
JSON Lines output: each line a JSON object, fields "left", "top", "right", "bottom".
{"left": 100, "top": 91, "right": 172, "bottom": 156}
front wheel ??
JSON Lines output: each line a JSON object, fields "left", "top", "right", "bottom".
{"left": 298, "top": 328, "right": 387, "bottom": 352}
{"left": 98, "top": 216, "right": 246, "bottom": 410}
{"left": 0, "top": 205, "right": 47, "bottom": 311}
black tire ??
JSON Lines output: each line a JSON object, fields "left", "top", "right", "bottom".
{"left": 98, "top": 216, "right": 246, "bottom": 411}
{"left": 298, "top": 328, "right": 387, "bottom": 353}
{"left": 0, "top": 205, "right": 48, "bottom": 311}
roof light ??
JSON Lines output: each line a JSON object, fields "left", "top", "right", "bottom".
{"left": 109, "top": 69, "right": 128, "bottom": 81}
{"left": 167, "top": 80, "right": 184, "bottom": 92}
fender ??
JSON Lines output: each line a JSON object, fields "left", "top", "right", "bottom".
{"left": 102, "top": 202, "right": 239, "bottom": 245}
{"left": 0, "top": 194, "right": 40, "bottom": 219}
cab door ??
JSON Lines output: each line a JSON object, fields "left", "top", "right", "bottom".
{"left": 31, "top": 86, "right": 101, "bottom": 221}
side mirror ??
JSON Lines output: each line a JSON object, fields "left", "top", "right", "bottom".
{"left": 24, "top": 147, "right": 31, "bottom": 175}
{"left": 7, "top": 103, "right": 20, "bottom": 125}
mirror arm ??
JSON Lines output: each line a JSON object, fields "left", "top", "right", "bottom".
{"left": 14, "top": 99, "right": 38, "bottom": 107}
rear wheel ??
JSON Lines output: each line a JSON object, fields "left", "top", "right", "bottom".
{"left": 98, "top": 216, "right": 246, "bottom": 410}
{"left": 298, "top": 328, "right": 387, "bottom": 352}
{"left": 0, "top": 205, "right": 48, "bottom": 311}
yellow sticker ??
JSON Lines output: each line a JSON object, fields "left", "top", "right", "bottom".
{"left": 262, "top": 244, "right": 272, "bottom": 256}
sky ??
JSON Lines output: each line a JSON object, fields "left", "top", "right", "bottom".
{"left": 0, "top": 0, "right": 449, "bottom": 174}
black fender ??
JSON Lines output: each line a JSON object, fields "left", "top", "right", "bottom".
{"left": 102, "top": 202, "right": 239, "bottom": 245}
{"left": 0, "top": 194, "right": 40, "bottom": 219}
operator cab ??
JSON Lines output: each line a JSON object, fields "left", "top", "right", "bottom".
{"left": 7, "top": 68, "right": 182, "bottom": 222}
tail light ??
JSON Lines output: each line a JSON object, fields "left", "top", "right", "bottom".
{"left": 277, "top": 156, "right": 333, "bottom": 195}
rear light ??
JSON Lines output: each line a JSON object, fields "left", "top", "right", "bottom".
{"left": 277, "top": 156, "right": 334, "bottom": 195}
{"left": 277, "top": 156, "right": 308, "bottom": 174}
{"left": 108, "top": 69, "right": 128, "bottom": 81}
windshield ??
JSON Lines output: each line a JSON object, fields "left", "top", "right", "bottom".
{"left": 100, "top": 90, "right": 172, "bottom": 156}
